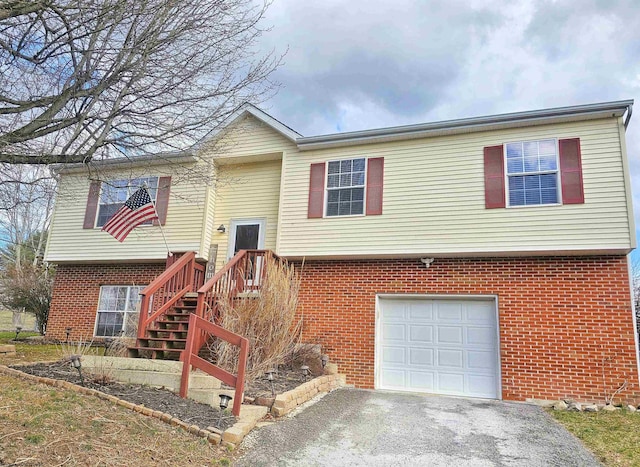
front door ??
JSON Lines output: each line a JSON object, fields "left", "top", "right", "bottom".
{"left": 227, "top": 218, "right": 266, "bottom": 259}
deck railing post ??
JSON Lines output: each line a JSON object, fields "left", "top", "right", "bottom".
{"left": 137, "top": 294, "right": 150, "bottom": 339}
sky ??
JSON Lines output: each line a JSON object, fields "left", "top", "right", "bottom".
{"left": 256, "top": 0, "right": 640, "bottom": 260}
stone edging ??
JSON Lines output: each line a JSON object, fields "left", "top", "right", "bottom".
{"left": 271, "top": 373, "right": 346, "bottom": 417}
{"left": 0, "top": 364, "right": 226, "bottom": 445}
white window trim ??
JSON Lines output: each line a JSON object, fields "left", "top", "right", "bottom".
{"left": 323, "top": 157, "right": 368, "bottom": 218}
{"left": 503, "top": 139, "right": 563, "bottom": 208}
{"left": 95, "top": 176, "right": 159, "bottom": 228}
{"left": 94, "top": 285, "right": 145, "bottom": 337}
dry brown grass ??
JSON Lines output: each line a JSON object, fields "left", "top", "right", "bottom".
{"left": 0, "top": 374, "right": 232, "bottom": 466}
{"left": 212, "top": 257, "right": 302, "bottom": 384}
{"left": 551, "top": 409, "right": 640, "bottom": 466}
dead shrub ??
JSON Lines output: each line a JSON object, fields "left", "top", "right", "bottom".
{"left": 210, "top": 257, "right": 302, "bottom": 384}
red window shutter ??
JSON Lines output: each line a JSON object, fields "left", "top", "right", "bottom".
{"left": 83, "top": 180, "right": 101, "bottom": 229}
{"left": 366, "top": 157, "right": 384, "bottom": 215}
{"left": 307, "top": 163, "right": 326, "bottom": 218}
{"left": 153, "top": 176, "right": 172, "bottom": 226}
{"left": 484, "top": 145, "right": 506, "bottom": 209}
{"left": 559, "top": 138, "right": 584, "bottom": 204}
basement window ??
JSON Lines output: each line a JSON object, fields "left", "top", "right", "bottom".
{"left": 95, "top": 285, "right": 145, "bottom": 337}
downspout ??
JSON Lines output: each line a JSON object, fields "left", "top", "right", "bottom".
{"left": 624, "top": 103, "right": 633, "bottom": 129}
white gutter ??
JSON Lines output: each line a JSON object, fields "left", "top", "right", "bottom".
{"left": 296, "top": 100, "right": 634, "bottom": 150}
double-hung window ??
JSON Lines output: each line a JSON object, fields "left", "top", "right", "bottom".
{"left": 326, "top": 158, "right": 366, "bottom": 216}
{"left": 505, "top": 139, "right": 560, "bottom": 206}
{"left": 95, "top": 285, "right": 145, "bottom": 337}
{"left": 96, "top": 177, "right": 158, "bottom": 227}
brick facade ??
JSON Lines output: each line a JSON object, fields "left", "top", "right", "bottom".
{"left": 296, "top": 256, "right": 640, "bottom": 403}
{"left": 47, "top": 263, "right": 165, "bottom": 341}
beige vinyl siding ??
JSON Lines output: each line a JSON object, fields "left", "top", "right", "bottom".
{"left": 204, "top": 114, "right": 297, "bottom": 161}
{"left": 211, "top": 159, "right": 282, "bottom": 269}
{"left": 45, "top": 164, "right": 208, "bottom": 262}
{"left": 278, "top": 117, "right": 632, "bottom": 257}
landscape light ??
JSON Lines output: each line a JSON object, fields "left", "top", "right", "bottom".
{"left": 15, "top": 325, "right": 22, "bottom": 341}
{"left": 70, "top": 354, "right": 84, "bottom": 386}
{"left": 301, "top": 365, "right": 310, "bottom": 381}
{"left": 217, "top": 394, "right": 233, "bottom": 428}
{"left": 321, "top": 354, "right": 329, "bottom": 368}
{"left": 265, "top": 369, "right": 276, "bottom": 396}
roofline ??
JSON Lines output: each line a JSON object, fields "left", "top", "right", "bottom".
{"left": 196, "top": 102, "right": 302, "bottom": 147}
{"left": 54, "top": 151, "right": 197, "bottom": 174}
{"left": 296, "top": 100, "right": 634, "bottom": 150}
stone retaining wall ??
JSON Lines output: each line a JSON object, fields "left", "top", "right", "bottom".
{"left": 271, "top": 373, "right": 346, "bottom": 417}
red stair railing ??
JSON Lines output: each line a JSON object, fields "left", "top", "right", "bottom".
{"left": 195, "top": 249, "right": 273, "bottom": 323}
{"left": 179, "top": 313, "right": 248, "bottom": 417}
{"left": 137, "top": 251, "right": 205, "bottom": 339}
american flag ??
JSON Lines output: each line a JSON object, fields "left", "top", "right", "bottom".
{"left": 102, "top": 187, "right": 158, "bottom": 242}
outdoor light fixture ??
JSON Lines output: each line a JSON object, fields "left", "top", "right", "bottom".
{"left": 217, "top": 394, "right": 233, "bottom": 428}
{"left": 321, "top": 354, "right": 329, "bottom": 368}
{"left": 265, "top": 369, "right": 276, "bottom": 396}
{"left": 216, "top": 224, "right": 226, "bottom": 233}
{"left": 65, "top": 327, "right": 72, "bottom": 343}
{"left": 301, "top": 365, "right": 310, "bottom": 381}
{"left": 15, "top": 325, "right": 22, "bottom": 341}
{"left": 70, "top": 354, "right": 84, "bottom": 387}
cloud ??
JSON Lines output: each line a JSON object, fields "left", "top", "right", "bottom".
{"left": 257, "top": 0, "right": 640, "bottom": 251}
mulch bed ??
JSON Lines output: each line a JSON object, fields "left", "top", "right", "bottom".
{"left": 11, "top": 361, "right": 236, "bottom": 431}
{"left": 243, "top": 366, "right": 320, "bottom": 399}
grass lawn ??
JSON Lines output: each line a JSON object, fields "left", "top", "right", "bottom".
{"left": 551, "top": 410, "right": 640, "bottom": 466}
{"left": 0, "top": 310, "right": 36, "bottom": 331}
{"left": 0, "top": 374, "right": 232, "bottom": 466}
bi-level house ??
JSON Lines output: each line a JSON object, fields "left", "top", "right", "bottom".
{"left": 45, "top": 100, "right": 640, "bottom": 403}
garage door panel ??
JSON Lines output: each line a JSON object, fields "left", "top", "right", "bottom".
{"left": 409, "top": 325, "right": 433, "bottom": 342}
{"left": 382, "top": 346, "right": 405, "bottom": 364}
{"left": 436, "top": 302, "right": 463, "bottom": 320}
{"left": 437, "top": 349, "right": 464, "bottom": 368}
{"left": 466, "top": 303, "right": 495, "bottom": 322}
{"left": 467, "top": 326, "right": 494, "bottom": 345}
{"left": 382, "top": 323, "right": 406, "bottom": 340}
{"left": 409, "top": 348, "right": 434, "bottom": 366}
{"left": 408, "top": 302, "right": 433, "bottom": 320}
{"left": 380, "top": 369, "right": 406, "bottom": 388}
{"left": 438, "top": 373, "right": 465, "bottom": 392}
{"left": 467, "top": 350, "right": 495, "bottom": 369}
{"left": 437, "top": 326, "right": 463, "bottom": 344}
{"left": 467, "top": 375, "right": 497, "bottom": 397}
{"left": 409, "top": 371, "right": 435, "bottom": 390}
{"left": 378, "top": 297, "right": 499, "bottom": 399}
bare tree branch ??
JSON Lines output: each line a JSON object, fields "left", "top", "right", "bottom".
{"left": 0, "top": 0, "right": 281, "bottom": 165}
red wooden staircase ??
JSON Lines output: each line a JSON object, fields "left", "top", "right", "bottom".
{"left": 128, "top": 249, "right": 277, "bottom": 416}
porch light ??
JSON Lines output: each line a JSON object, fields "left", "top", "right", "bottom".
{"left": 321, "top": 354, "right": 329, "bottom": 368}
{"left": 15, "top": 325, "right": 22, "bottom": 341}
{"left": 301, "top": 365, "right": 310, "bottom": 381}
{"left": 218, "top": 394, "right": 233, "bottom": 427}
{"left": 70, "top": 354, "right": 84, "bottom": 386}
{"left": 266, "top": 369, "right": 276, "bottom": 396}
{"left": 216, "top": 224, "right": 226, "bottom": 233}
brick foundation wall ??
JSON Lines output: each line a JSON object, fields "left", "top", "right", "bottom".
{"left": 296, "top": 256, "right": 640, "bottom": 403}
{"left": 47, "top": 263, "right": 165, "bottom": 341}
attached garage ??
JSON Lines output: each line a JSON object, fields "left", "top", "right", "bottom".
{"left": 376, "top": 296, "right": 501, "bottom": 399}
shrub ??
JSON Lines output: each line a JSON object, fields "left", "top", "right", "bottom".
{"left": 211, "top": 257, "right": 302, "bottom": 384}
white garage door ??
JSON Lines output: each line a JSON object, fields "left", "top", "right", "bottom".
{"left": 377, "top": 297, "right": 500, "bottom": 399}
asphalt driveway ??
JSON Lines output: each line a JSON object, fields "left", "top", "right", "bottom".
{"left": 236, "top": 388, "right": 600, "bottom": 467}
